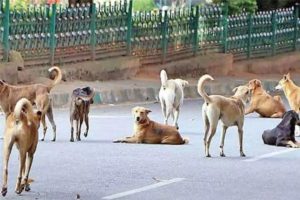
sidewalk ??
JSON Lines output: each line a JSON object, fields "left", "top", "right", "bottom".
{"left": 50, "top": 73, "right": 293, "bottom": 108}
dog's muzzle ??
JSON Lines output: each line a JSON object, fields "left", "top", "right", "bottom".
{"left": 136, "top": 117, "right": 140, "bottom": 122}
{"left": 275, "top": 84, "right": 282, "bottom": 90}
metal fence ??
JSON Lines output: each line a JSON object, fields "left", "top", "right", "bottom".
{"left": 0, "top": 0, "right": 299, "bottom": 66}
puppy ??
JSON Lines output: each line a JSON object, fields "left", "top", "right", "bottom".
{"left": 246, "top": 79, "right": 286, "bottom": 118}
{"left": 275, "top": 73, "right": 300, "bottom": 113}
{"left": 262, "top": 110, "right": 300, "bottom": 147}
{"left": 198, "top": 74, "right": 249, "bottom": 157}
{"left": 70, "top": 87, "right": 95, "bottom": 142}
{"left": 114, "top": 106, "right": 188, "bottom": 144}
{"left": 159, "top": 70, "right": 189, "bottom": 129}
{"left": 1, "top": 98, "right": 41, "bottom": 196}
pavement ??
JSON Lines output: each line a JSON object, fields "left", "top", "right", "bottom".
{"left": 0, "top": 99, "right": 299, "bottom": 200}
{"left": 50, "top": 73, "right": 300, "bottom": 108}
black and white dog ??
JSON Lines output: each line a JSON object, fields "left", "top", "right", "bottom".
{"left": 262, "top": 110, "right": 300, "bottom": 148}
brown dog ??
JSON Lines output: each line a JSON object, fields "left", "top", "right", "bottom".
{"left": 70, "top": 87, "right": 95, "bottom": 142}
{"left": 198, "top": 74, "right": 249, "bottom": 157}
{"left": 1, "top": 98, "right": 41, "bottom": 197}
{"left": 245, "top": 79, "right": 286, "bottom": 118}
{"left": 275, "top": 73, "right": 300, "bottom": 112}
{"left": 114, "top": 106, "right": 188, "bottom": 144}
{"left": 0, "top": 66, "right": 62, "bottom": 141}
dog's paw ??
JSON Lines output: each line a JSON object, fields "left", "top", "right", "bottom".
{"left": 51, "top": 138, "right": 56, "bottom": 142}
{"left": 84, "top": 132, "right": 88, "bottom": 137}
{"left": 41, "top": 138, "right": 44, "bottom": 141}
{"left": 70, "top": 138, "right": 74, "bottom": 142}
{"left": 1, "top": 187, "right": 7, "bottom": 197}
{"left": 15, "top": 185, "right": 24, "bottom": 195}
{"left": 220, "top": 152, "right": 226, "bottom": 157}
{"left": 240, "top": 152, "right": 246, "bottom": 157}
{"left": 25, "top": 184, "right": 30, "bottom": 192}
{"left": 113, "top": 140, "right": 123, "bottom": 143}
{"left": 205, "top": 154, "right": 211, "bottom": 158}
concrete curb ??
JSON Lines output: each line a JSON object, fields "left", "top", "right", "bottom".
{"left": 50, "top": 79, "right": 282, "bottom": 108}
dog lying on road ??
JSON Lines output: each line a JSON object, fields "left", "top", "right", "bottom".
{"left": 114, "top": 106, "right": 189, "bottom": 144}
{"left": 198, "top": 74, "right": 250, "bottom": 157}
{"left": 159, "top": 70, "right": 189, "bottom": 129}
{"left": 262, "top": 110, "right": 300, "bottom": 147}
{"left": 246, "top": 79, "right": 286, "bottom": 118}
{"left": 70, "top": 87, "right": 95, "bottom": 142}
{"left": 0, "top": 66, "right": 62, "bottom": 141}
{"left": 275, "top": 73, "right": 300, "bottom": 113}
{"left": 1, "top": 98, "right": 41, "bottom": 197}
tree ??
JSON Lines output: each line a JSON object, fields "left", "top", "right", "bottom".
{"left": 213, "top": 0, "right": 257, "bottom": 14}
{"left": 257, "top": 0, "right": 300, "bottom": 11}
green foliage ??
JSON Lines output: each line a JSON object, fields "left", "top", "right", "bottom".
{"left": 213, "top": 0, "right": 258, "bottom": 15}
{"left": 257, "top": 0, "right": 298, "bottom": 11}
{"left": 11, "top": 0, "right": 30, "bottom": 10}
{"left": 133, "top": 0, "right": 157, "bottom": 11}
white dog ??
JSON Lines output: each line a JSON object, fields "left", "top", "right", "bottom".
{"left": 159, "top": 70, "right": 189, "bottom": 129}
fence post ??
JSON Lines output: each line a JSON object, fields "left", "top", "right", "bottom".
{"left": 126, "top": 0, "right": 133, "bottom": 56}
{"left": 222, "top": 2, "right": 229, "bottom": 53}
{"left": 3, "top": 0, "right": 9, "bottom": 61}
{"left": 271, "top": 11, "right": 277, "bottom": 56}
{"left": 247, "top": 13, "right": 253, "bottom": 59}
{"left": 161, "top": 10, "right": 168, "bottom": 63}
{"left": 294, "top": 3, "right": 299, "bottom": 51}
{"left": 192, "top": 6, "right": 199, "bottom": 56}
{"left": 90, "top": 3, "right": 96, "bottom": 60}
{"left": 49, "top": 3, "right": 57, "bottom": 66}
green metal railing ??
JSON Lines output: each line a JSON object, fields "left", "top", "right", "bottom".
{"left": 0, "top": 0, "right": 300, "bottom": 65}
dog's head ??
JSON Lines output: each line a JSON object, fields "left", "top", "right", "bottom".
{"left": 248, "top": 79, "right": 262, "bottom": 92}
{"left": 275, "top": 73, "right": 291, "bottom": 91}
{"left": 232, "top": 85, "right": 250, "bottom": 104}
{"left": 279, "top": 110, "right": 300, "bottom": 136}
{"left": 175, "top": 79, "right": 189, "bottom": 88}
{"left": 32, "top": 110, "right": 42, "bottom": 129}
{"left": 132, "top": 106, "right": 151, "bottom": 124}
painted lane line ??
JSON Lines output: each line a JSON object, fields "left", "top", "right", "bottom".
{"left": 244, "top": 148, "right": 298, "bottom": 162}
{"left": 102, "top": 178, "right": 185, "bottom": 200}
{"left": 90, "top": 115, "right": 131, "bottom": 119}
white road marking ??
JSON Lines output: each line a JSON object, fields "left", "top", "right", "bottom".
{"left": 244, "top": 148, "right": 298, "bottom": 162}
{"left": 90, "top": 115, "right": 131, "bottom": 119}
{"left": 102, "top": 178, "right": 185, "bottom": 200}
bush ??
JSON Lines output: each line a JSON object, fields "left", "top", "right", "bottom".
{"left": 213, "top": 0, "right": 258, "bottom": 15}
{"left": 133, "top": 0, "right": 157, "bottom": 11}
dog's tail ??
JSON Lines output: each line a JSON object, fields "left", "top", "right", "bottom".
{"left": 14, "top": 98, "right": 34, "bottom": 122}
{"left": 183, "top": 137, "right": 189, "bottom": 144}
{"left": 197, "top": 74, "right": 214, "bottom": 103}
{"left": 160, "top": 70, "right": 168, "bottom": 89}
{"left": 48, "top": 66, "right": 62, "bottom": 90}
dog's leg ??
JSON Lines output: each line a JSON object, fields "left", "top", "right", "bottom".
{"left": 270, "top": 112, "right": 284, "bottom": 118}
{"left": 77, "top": 118, "right": 83, "bottom": 141}
{"left": 245, "top": 107, "right": 254, "bottom": 115}
{"left": 206, "top": 124, "right": 217, "bottom": 158}
{"left": 41, "top": 114, "right": 47, "bottom": 141}
{"left": 113, "top": 136, "right": 141, "bottom": 143}
{"left": 84, "top": 114, "right": 89, "bottom": 138}
{"left": 23, "top": 153, "right": 34, "bottom": 192}
{"left": 202, "top": 111, "right": 210, "bottom": 157}
{"left": 283, "top": 141, "right": 300, "bottom": 148}
{"left": 173, "top": 107, "right": 180, "bottom": 129}
{"left": 46, "top": 105, "right": 56, "bottom": 142}
{"left": 15, "top": 151, "right": 26, "bottom": 194}
{"left": 219, "top": 125, "right": 228, "bottom": 157}
{"left": 76, "top": 119, "right": 80, "bottom": 141}
{"left": 70, "top": 118, "right": 74, "bottom": 142}
{"left": 160, "top": 100, "right": 167, "bottom": 124}
{"left": 238, "top": 126, "right": 246, "bottom": 157}
{"left": 1, "top": 139, "right": 14, "bottom": 197}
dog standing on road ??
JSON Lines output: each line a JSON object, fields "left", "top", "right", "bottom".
{"left": 114, "top": 106, "right": 189, "bottom": 144}
{"left": 159, "top": 70, "right": 189, "bottom": 129}
{"left": 262, "top": 110, "right": 300, "bottom": 147}
{"left": 198, "top": 74, "right": 250, "bottom": 157}
{"left": 70, "top": 87, "right": 95, "bottom": 142}
{"left": 246, "top": 79, "right": 286, "bottom": 118}
{"left": 0, "top": 66, "right": 62, "bottom": 141}
{"left": 1, "top": 98, "right": 41, "bottom": 197}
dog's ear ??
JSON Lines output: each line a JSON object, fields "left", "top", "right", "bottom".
{"left": 232, "top": 87, "right": 238, "bottom": 93}
{"left": 283, "top": 74, "right": 289, "bottom": 81}
{"left": 182, "top": 80, "right": 189, "bottom": 87}
{"left": 286, "top": 73, "right": 291, "bottom": 79}
{"left": 145, "top": 109, "right": 152, "bottom": 114}
{"left": 254, "top": 79, "right": 261, "bottom": 87}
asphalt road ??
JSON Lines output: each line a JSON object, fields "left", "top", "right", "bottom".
{"left": 0, "top": 99, "right": 299, "bottom": 200}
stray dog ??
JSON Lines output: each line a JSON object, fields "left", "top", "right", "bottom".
{"left": 114, "top": 106, "right": 189, "bottom": 144}
{"left": 1, "top": 98, "right": 41, "bottom": 196}
{"left": 159, "top": 70, "right": 189, "bottom": 129}
{"left": 0, "top": 66, "right": 62, "bottom": 141}
{"left": 246, "top": 79, "right": 286, "bottom": 118}
{"left": 198, "top": 74, "right": 249, "bottom": 157}
{"left": 275, "top": 73, "right": 300, "bottom": 112}
{"left": 262, "top": 110, "right": 300, "bottom": 147}
{"left": 70, "top": 87, "right": 95, "bottom": 142}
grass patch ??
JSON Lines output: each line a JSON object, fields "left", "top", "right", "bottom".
{"left": 133, "top": 0, "right": 157, "bottom": 11}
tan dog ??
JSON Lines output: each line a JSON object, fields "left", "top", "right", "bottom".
{"left": 0, "top": 66, "right": 62, "bottom": 141}
{"left": 1, "top": 98, "right": 41, "bottom": 197}
{"left": 114, "top": 106, "right": 188, "bottom": 144}
{"left": 245, "top": 79, "right": 286, "bottom": 118}
{"left": 275, "top": 73, "right": 300, "bottom": 112}
{"left": 198, "top": 74, "right": 249, "bottom": 157}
